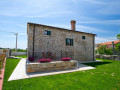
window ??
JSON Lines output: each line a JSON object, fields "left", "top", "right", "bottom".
{"left": 45, "top": 30, "right": 51, "bottom": 35}
{"left": 82, "top": 36, "right": 86, "bottom": 40}
{"left": 66, "top": 38, "right": 73, "bottom": 46}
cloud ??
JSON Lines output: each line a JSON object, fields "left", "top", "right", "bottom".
{"left": 78, "top": 20, "right": 120, "bottom": 25}
{"left": 0, "top": 0, "right": 74, "bottom": 17}
{"left": 83, "top": 0, "right": 107, "bottom": 5}
{"left": 98, "top": 1, "right": 120, "bottom": 15}
{"left": 27, "top": 11, "right": 74, "bottom": 18}
{"left": 48, "top": 24, "right": 107, "bottom": 33}
{"left": 95, "top": 36, "right": 117, "bottom": 43}
{"left": 16, "top": 24, "right": 26, "bottom": 29}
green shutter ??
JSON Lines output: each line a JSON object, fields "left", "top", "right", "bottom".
{"left": 66, "top": 38, "right": 68, "bottom": 45}
{"left": 47, "top": 31, "right": 51, "bottom": 35}
{"left": 71, "top": 39, "right": 73, "bottom": 46}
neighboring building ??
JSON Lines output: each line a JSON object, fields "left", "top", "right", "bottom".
{"left": 97, "top": 40, "right": 120, "bottom": 49}
{"left": 27, "top": 20, "right": 96, "bottom": 62}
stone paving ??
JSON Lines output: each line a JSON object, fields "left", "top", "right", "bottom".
{"left": 8, "top": 58, "right": 96, "bottom": 81}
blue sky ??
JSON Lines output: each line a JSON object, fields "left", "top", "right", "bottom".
{"left": 0, "top": 0, "right": 120, "bottom": 49}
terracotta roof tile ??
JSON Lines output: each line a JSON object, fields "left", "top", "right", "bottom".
{"left": 101, "top": 40, "right": 120, "bottom": 45}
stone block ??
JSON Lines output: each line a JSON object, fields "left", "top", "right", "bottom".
{"left": 31, "top": 64, "right": 37, "bottom": 68}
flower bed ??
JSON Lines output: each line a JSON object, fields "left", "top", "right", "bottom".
{"left": 28, "top": 57, "right": 35, "bottom": 62}
{"left": 62, "top": 57, "right": 71, "bottom": 61}
{"left": 38, "top": 58, "right": 52, "bottom": 63}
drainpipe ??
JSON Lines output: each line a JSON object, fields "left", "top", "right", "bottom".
{"left": 33, "top": 24, "right": 35, "bottom": 58}
{"left": 93, "top": 35, "right": 95, "bottom": 61}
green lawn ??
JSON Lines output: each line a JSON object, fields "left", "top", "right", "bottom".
{"left": 15, "top": 55, "right": 27, "bottom": 58}
{"left": 3, "top": 58, "right": 120, "bottom": 90}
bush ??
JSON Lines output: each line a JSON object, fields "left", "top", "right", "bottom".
{"left": 28, "top": 57, "right": 34, "bottom": 62}
{"left": 0, "top": 53, "right": 5, "bottom": 75}
{"left": 0, "top": 53, "right": 5, "bottom": 62}
{"left": 38, "top": 58, "right": 52, "bottom": 63}
{"left": 97, "top": 45, "right": 112, "bottom": 55}
{"left": 62, "top": 57, "right": 71, "bottom": 61}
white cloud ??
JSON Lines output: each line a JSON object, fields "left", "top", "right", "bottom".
{"left": 16, "top": 24, "right": 26, "bottom": 29}
{"left": 48, "top": 24, "right": 107, "bottom": 33}
{"left": 0, "top": 0, "right": 74, "bottom": 17}
{"left": 27, "top": 11, "right": 74, "bottom": 18}
{"left": 98, "top": 1, "right": 120, "bottom": 15}
{"left": 78, "top": 20, "right": 120, "bottom": 25}
{"left": 95, "top": 36, "right": 117, "bottom": 43}
{"left": 77, "top": 25, "right": 107, "bottom": 33}
{"left": 83, "top": 0, "right": 107, "bottom": 5}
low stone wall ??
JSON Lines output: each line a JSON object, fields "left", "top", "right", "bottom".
{"left": 27, "top": 60, "right": 78, "bottom": 73}
{"left": 11, "top": 52, "right": 26, "bottom": 56}
{"left": 96, "top": 54, "right": 120, "bottom": 61}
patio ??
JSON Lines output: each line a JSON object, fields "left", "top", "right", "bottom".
{"left": 8, "top": 58, "right": 95, "bottom": 81}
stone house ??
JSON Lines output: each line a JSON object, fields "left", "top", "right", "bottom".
{"left": 27, "top": 20, "right": 96, "bottom": 62}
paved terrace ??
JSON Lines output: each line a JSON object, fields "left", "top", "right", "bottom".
{"left": 8, "top": 58, "right": 97, "bottom": 81}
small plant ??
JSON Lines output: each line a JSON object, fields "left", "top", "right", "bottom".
{"left": 62, "top": 57, "right": 71, "bottom": 61}
{"left": 28, "top": 57, "right": 34, "bottom": 62}
{"left": 38, "top": 58, "right": 52, "bottom": 63}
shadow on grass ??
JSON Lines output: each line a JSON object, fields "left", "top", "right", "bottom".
{"left": 82, "top": 61, "right": 112, "bottom": 67}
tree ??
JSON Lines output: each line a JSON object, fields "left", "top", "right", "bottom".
{"left": 115, "top": 43, "right": 120, "bottom": 51}
{"left": 117, "top": 34, "right": 120, "bottom": 40}
{"left": 97, "top": 45, "right": 112, "bottom": 55}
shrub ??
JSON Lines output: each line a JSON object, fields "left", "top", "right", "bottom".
{"left": 28, "top": 57, "right": 34, "bottom": 62}
{"left": 62, "top": 57, "right": 71, "bottom": 61}
{"left": 0, "top": 53, "right": 5, "bottom": 62}
{"left": 38, "top": 58, "right": 52, "bottom": 63}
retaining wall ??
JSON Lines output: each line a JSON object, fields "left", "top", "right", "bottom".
{"left": 96, "top": 54, "right": 120, "bottom": 61}
{"left": 27, "top": 60, "right": 78, "bottom": 73}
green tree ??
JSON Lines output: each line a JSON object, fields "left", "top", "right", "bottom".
{"left": 117, "top": 34, "right": 120, "bottom": 40}
{"left": 97, "top": 45, "right": 112, "bottom": 55}
{"left": 116, "top": 34, "right": 120, "bottom": 51}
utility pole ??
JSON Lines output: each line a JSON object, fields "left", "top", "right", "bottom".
{"left": 15, "top": 33, "right": 18, "bottom": 52}
{"left": 112, "top": 41, "right": 114, "bottom": 55}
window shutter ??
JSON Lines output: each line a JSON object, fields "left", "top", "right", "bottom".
{"left": 47, "top": 31, "right": 51, "bottom": 35}
{"left": 71, "top": 39, "right": 73, "bottom": 46}
{"left": 66, "top": 38, "right": 68, "bottom": 45}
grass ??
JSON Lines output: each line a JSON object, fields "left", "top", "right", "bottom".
{"left": 15, "top": 55, "right": 27, "bottom": 58}
{"left": 2, "top": 58, "right": 120, "bottom": 90}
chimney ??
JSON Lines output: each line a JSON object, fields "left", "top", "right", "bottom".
{"left": 70, "top": 20, "right": 76, "bottom": 31}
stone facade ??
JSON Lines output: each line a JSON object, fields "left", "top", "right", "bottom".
{"left": 27, "top": 22, "right": 95, "bottom": 62}
{"left": 27, "top": 60, "right": 78, "bottom": 73}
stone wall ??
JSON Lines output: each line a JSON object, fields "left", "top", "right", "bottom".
{"left": 96, "top": 54, "right": 120, "bottom": 61}
{"left": 11, "top": 52, "right": 27, "bottom": 56}
{"left": 27, "top": 60, "right": 78, "bottom": 73}
{"left": 27, "top": 23, "right": 95, "bottom": 62}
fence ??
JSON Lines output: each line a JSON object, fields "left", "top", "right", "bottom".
{"left": 113, "top": 49, "right": 120, "bottom": 55}
{"left": 11, "top": 52, "right": 27, "bottom": 56}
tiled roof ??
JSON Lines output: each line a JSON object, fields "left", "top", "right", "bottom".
{"left": 101, "top": 40, "right": 120, "bottom": 45}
